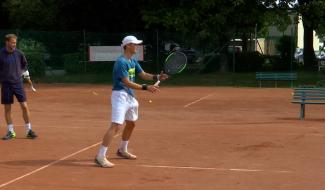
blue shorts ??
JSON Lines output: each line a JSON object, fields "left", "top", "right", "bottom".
{"left": 1, "top": 81, "right": 27, "bottom": 104}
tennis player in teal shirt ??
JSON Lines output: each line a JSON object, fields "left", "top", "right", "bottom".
{"left": 95, "top": 35, "right": 168, "bottom": 168}
{"left": 112, "top": 55, "right": 144, "bottom": 96}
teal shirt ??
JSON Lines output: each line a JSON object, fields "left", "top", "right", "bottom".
{"left": 112, "top": 56, "right": 143, "bottom": 96}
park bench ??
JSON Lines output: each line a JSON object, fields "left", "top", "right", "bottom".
{"left": 291, "top": 88, "right": 325, "bottom": 120}
{"left": 256, "top": 72, "right": 297, "bottom": 87}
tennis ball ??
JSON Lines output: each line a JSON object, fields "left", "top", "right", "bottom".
{"left": 149, "top": 100, "right": 152, "bottom": 103}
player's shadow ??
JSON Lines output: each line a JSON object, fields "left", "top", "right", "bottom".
{"left": 0, "top": 159, "right": 98, "bottom": 168}
{"left": 214, "top": 121, "right": 292, "bottom": 125}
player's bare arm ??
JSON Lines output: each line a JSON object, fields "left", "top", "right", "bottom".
{"left": 138, "top": 71, "right": 169, "bottom": 81}
{"left": 121, "top": 77, "right": 158, "bottom": 93}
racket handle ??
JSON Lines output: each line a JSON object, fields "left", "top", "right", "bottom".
{"left": 154, "top": 80, "right": 160, "bottom": 86}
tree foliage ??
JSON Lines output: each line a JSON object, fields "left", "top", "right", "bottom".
{"left": 142, "top": 0, "right": 325, "bottom": 67}
{"left": 1, "top": 0, "right": 145, "bottom": 32}
{"left": 141, "top": 0, "right": 292, "bottom": 53}
{"left": 1, "top": 0, "right": 325, "bottom": 68}
{"left": 2, "top": 0, "right": 60, "bottom": 30}
{"left": 296, "top": 0, "right": 325, "bottom": 67}
{"left": 262, "top": 0, "right": 325, "bottom": 67}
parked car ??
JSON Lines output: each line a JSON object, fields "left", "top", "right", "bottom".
{"left": 316, "top": 51, "right": 325, "bottom": 60}
{"left": 161, "top": 41, "right": 199, "bottom": 65}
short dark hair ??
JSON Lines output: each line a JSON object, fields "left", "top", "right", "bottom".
{"left": 5, "top": 34, "right": 18, "bottom": 41}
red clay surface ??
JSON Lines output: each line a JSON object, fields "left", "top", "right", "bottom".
{"left": 1, "top": 84, "right": 325, "bottom": 190}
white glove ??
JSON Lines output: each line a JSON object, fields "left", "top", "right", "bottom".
{"left": 22, "top": 70, "right": 30, "bottom": 80}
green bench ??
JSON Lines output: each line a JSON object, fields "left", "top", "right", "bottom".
{"left": 291, "top": 88, "right": 325, "bottom": 120}
{"left": 256, "top": 72, "right": 297, "bottom": 87}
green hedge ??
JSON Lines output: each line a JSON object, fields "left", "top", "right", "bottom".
{"left": 200, "top": 53, "right": 221, "bottom": 73}
{"left": 87, "top": 62, "right": 114, "bottom": 73}
{"left": 234, "top": 51, "right": 264, "bottom": 72}
{"left": 63, "top": 53, "right": 83, "bottom": 74}
{"left": 25, "top": 52, "right": 46, "bottom": 77}
{"left": 63, "top": 53, "right": 117, "bottom": 74}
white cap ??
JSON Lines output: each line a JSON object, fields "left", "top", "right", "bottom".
{"left": 121, "top": 35, "right": 143, "bottom": 47}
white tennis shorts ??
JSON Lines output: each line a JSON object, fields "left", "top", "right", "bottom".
{"left": 111, "top": 90, "right": 139, "bottom": 124}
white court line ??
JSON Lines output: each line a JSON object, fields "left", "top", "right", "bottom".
{"left": 0, "top": 132, "right": 291, "bottom": 189}
{"left": 0, "top": 134, "right": 120, "bottom": 189}
{"left": 184, "top": 93, "right": 214, "bottom": 108}
{"left": 69, "top": 162, "right": 291, "bottom": 174}
{"left": 0, "top": 142, "right": 99, "bottom": 189}
{"left": 129, "top": 164, "right": 291, "bottom": 174}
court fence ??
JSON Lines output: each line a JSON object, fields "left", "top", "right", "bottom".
{"left": 0, "top": 29, "right": 322, "bottom": 87}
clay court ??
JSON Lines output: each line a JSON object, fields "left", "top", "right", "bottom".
{"left": 1, "top": 84, "right": 325, "bottom": 190}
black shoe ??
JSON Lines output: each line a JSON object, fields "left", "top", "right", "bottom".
{"left": 26, "top": 130, "right": 37, "bottom": 139}
{"left": 2, "top": 131, "right": 16, "bottom": 140}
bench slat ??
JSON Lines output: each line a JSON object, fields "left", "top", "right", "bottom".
{"left": 256, "top": 72, "right": 297, "bottom": 80}
{"left": 292, "top": 101, "right": 325, "bottom": 104}
{"left": 293, "top": 97, "right": 325, "bottom": 100}
{"left": 293, "top": 94, "right": 325, "bottom": 97}
{"left": 256, "top": 72, "right": 297, "bottom": 88}
{"left": 294, "top": 91, "right": 325, "bottom": 93}
{"left": 294, "top": 92, "right": 325, "bottom": 94}
{"left": 294, "top": 88, "right": 325, "bottom": 90}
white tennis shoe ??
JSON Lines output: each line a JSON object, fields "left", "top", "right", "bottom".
{"left": 95, "top": 156, "right": 115, "bottom": 168}
{"left": 116, "top": 149, "right": 137, "bottom": 160}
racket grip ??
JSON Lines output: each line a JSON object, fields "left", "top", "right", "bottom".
{"left": 154, "top": 80, "right": 160, "bottom": 86}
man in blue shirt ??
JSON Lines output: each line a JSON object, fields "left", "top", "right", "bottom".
{"left": 0, "top": 34, "right": 37, "bottom": 140}
{"left": 95, "top": 35, "right": 168, "bottom": 168}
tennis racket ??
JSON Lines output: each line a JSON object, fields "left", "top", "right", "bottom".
{"left": 154, "top": 51, "right": 187, "bottom": 86}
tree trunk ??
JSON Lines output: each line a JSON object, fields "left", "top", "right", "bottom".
{"left": 242, "top": 34, "right": 248, "bottom": 53}
{"left": 302, "top": 22, "right": 317, "bottom": 69}
{"left": 298, "top": 0, "right": 317, "bottom": 69}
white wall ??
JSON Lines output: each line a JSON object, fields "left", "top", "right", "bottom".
{"left": 296, "top": 16, "right": 320, "bottom": 50}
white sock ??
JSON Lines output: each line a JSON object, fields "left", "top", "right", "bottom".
{"left": 98, "top": 145, "right": 108, "bottom": 158}
{"left": 119, "top": 141, "right": 129, "bottom": 152}
{"left": 25, "top": 123, "right": 32, "bottom": 131}
{"left": 7, "top": 124, "right": 14, "bottom": 132}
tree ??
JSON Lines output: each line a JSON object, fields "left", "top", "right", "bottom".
{"left": 56, "top": 0, "right": 145, "bottom": 32}
{"left": 264, "top": 0, "right": 325, "bottom": 68}
{"left": 2, "top": 0, "right": 60, "bottom": 30}
{"left": 0, "top": 1, "right": 10, "bottom": 29}
{"left": 2, "top": 0, "right": 146, "bottom": 32}
{"left": 142, "top": 0, "right": 325, "bottom": 68}
{"left": 297, "top": 0, "right": 323, "bottom": 68}
{"left": 226, "top": 0, "right": 267, "bottom": 52}
{"left": 141, "top": 0, "right": 268, "bottom": 51}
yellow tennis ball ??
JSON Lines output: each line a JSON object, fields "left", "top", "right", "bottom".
{"left": 149, "top": 100, "right": 152, "bottom": 103}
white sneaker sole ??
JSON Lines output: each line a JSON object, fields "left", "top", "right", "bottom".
{"left": 116, "top": 150, "right": 137, "bottom": 160}
{"left": 95, "top": 157, "right": 115, "bottom": 168}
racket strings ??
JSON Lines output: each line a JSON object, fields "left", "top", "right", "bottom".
{"left": 165, "top": 53, "right": 187, "bottom": 74}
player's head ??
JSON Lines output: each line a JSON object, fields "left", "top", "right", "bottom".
{"left": 5, "top": 34, "right": 17, "bottom": 52}
{"left": 121, "top": 35, "right": 142, "bottom": 54}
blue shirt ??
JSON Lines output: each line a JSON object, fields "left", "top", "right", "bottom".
{"left": 112, "top": 56, "right": 143, "bottom": 96}
{"left": 0, "top": 48, "right": 27, "bottom": 83}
